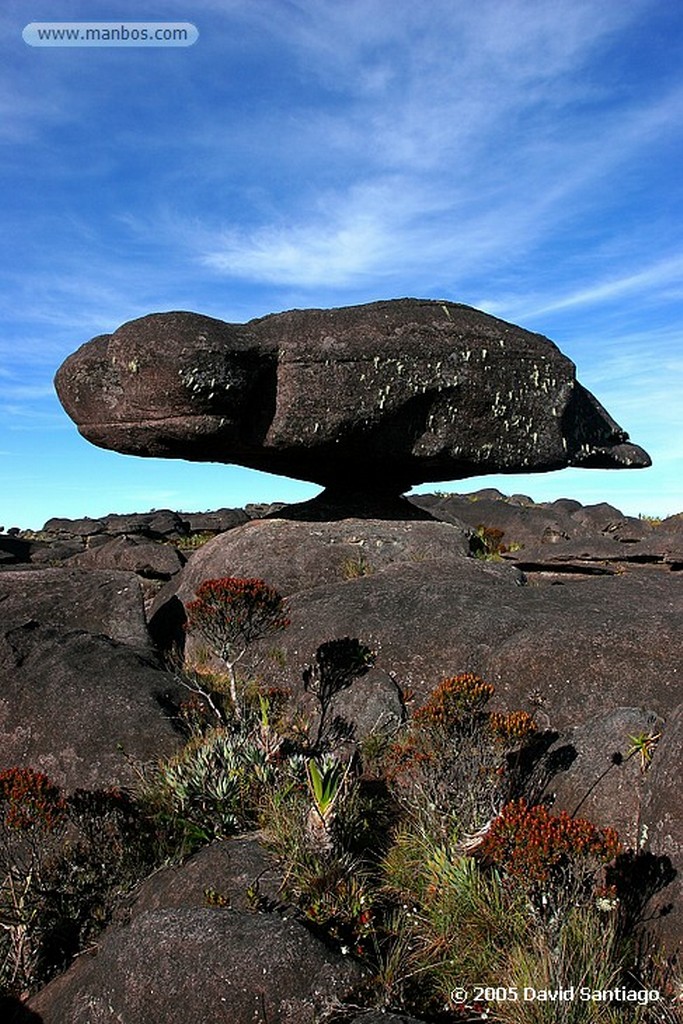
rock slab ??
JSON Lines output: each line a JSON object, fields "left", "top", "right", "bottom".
{"left": 0, "top": 569, "right": 181, "bottom": 790}
{"left": 30, "top": 907, "right": 363, "bottom": 1024}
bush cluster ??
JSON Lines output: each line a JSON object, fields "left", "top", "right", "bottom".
{"left": 481, "top": 798, "right": 623, "bottom": 886}
{"left": 2, "top": 576, "right": 680, "bottom": 1024}
{"left": 0, "top": 768, "right": 66, "bottom": 834}
{"left": 0, "top": 775, "right": 163, "bottom": 997}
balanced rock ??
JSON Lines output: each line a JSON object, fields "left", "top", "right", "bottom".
{"left": 55, "top": 299, "right": 650, "bottom": 495}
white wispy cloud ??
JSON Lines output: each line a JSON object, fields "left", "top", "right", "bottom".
{"left": 185, "top": 2, "right": 680, "bottom": 292}
{"left": 509, "top": 253, "right": 683, "bottom": 319}
{"left": 199, "top": 176, "right": 454, "bottom": 286}
{"left": 0, "top": 381, "right": 54, "bottom": 400}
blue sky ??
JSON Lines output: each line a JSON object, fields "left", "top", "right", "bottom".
{"left": 2, "top": 0, "right": 682, "bottom": 529}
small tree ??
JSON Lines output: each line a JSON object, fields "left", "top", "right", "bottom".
{"left": 185, "top": 577, "right": 290, "bottom": 720}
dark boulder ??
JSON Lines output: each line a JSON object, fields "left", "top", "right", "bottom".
{"left": 170, "top": 516, "right": 471, "bottom": 604}
{"left": 29, "top": 908, "right": 364, "bottom": 1024}
{"left": 642, "top": 703, "right": 683, "bottom": 954}
{"left": 156, "top": 515, "right": 680, "bottom": 764}
{"left": 151, "top": 516, "right": 472, "bottom": 669}
{"left": 29, "top": 830, "right": 363, "bottom": 1022}
{"left": 117, "top": 833, "right": 283, "bottom": 919}
{"left": 25, "top": 537, "right": 87, "bottom": 564}
{"left": 54, "top": 299, "right": 650, "bottom": 496}
{"left": 182, "top": 507, "right": 250, "bottom": 533}
{"left": 0, "top": 567, "right": 153, "bottom": 648}
{"left": 28, "top": 508, "right": 251, "bottom": 574}
{"left": 0, "top": 628, "right": 182, "bottom": 790}
{"left": 0, "top": 569, "right": 181, "bottom": 789}
{"left": 635, "top": 514, "right": 683, "bottom": 568}
{"left": 166, "top": 521, "right": 681, "bottom": 735}
{"left": 542, "top": 708, "right": 664, "bottom": 846}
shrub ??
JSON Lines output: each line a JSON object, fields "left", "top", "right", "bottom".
{"left": 33, "top": 788, "right": 162, "bottom": 983}
{"left": 185, "top": 577, "right": 290, "bottom": 718}
{"left": 0, "top": 769, "right": 67, "bottom": 994}
{"left": 386, "top": 674, "right": 540, "bottom": 840}
{"left": 479, "top": 798, "right": 622, "bottom": 919}
{"left": 0, "top": 768, "right": 66, "bottom": 834}
{"left": 144, "top": 726, "right": 275, "bottom": 847}
{"left": 470, "top": 524, "right": 507, "bottom": 560}
{"left": 469, "top": 524, "right": 522, "bottom": 560}
{"left": 488, "top": 709, "right": 538, "bottom": 745}
{"left": 412, "top": 672, "right": 495, "bottom": 728}
{"left": 0, "top": 774, "right": 161, "bottom": 997}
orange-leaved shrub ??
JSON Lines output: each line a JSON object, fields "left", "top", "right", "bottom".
{"left": 488, "top": 710, "right": 537, "bottom": 745}
{"left": 412, "top": 672, "right": 495, "bottom": 728}
{"left": 479, "top": 797, "right": 622, "bottom": 887}
{"left": 386, "top": 675, "right": 541, "bottom": 840}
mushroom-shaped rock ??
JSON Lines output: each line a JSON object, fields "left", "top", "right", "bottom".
{"left": 54, "top": 299, "right": 650, "bottom": 495}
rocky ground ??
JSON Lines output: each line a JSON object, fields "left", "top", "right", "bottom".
{"left": 1, "top": 488, "right": 681, "bottom": 1023}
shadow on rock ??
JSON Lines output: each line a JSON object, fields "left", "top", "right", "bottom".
{"left": 609, "top": 850, "right": 678, "bottom": 934}
{"left": 0, "top": 997, "right": 44, "bottom": 1023}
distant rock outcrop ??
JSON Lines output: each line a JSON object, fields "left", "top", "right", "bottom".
{"left": 54, "top": 299, "right": 650, "bottom": 499}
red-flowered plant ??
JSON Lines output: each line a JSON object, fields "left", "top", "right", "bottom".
{"left": 0, "top": 767, "right": 66, "bottom": 834}
{"left": 185, "top": 577, "right": 290, "bottom": 718}
{"left": 479, "top": 798, "right": 622, "bottom": 907}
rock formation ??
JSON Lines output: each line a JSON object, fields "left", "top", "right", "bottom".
{"left": 54, "top": 299, "right": 650, "bottom": 498}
